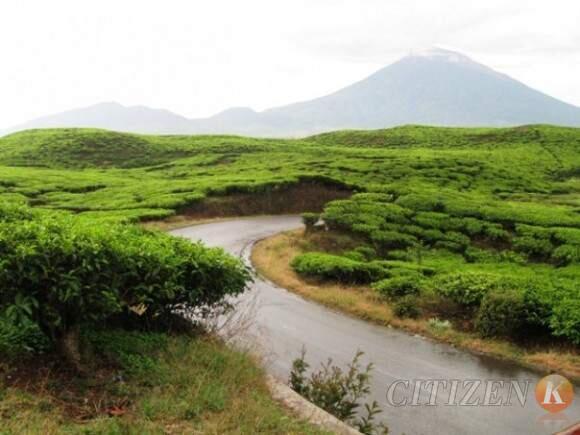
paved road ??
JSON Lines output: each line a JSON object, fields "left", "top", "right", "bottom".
{"left": 172, "top": 216, "right": 579, "bottom": 435}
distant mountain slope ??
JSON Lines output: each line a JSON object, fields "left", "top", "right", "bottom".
{"left": 6, "top": 102, "right": 192, "bottom": 136}
{"left": 5, "top": 49, "right": 580, "bottom": 136}
{"left": 260, "top": 49, "right": 580, "bottom": 134}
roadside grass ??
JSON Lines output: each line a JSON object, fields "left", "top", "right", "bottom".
{"left": 0, "top": 330, "right": 329, "bottom": 435}
{"left": 252, "top": 229, "right": 580, "bottom": 381}
{"left": 141, "top": 215, "right": 236, "bottom": 232}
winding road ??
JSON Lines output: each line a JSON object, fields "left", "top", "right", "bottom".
{"left": 172, "top": 216, "right": 579, "bottom": 435}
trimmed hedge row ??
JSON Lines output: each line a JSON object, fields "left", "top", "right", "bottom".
{"left": 433, "top": 272, "right": 579, "bottom": 344}
{"left": 290, "top": 253, "right": 385, "bottom": 284}
{"left": 322, "top": 193, "right": 580, "bottom": 265}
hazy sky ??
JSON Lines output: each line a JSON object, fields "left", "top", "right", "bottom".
{"left": 1, "top": 0, "right": 579, "bottom": 128}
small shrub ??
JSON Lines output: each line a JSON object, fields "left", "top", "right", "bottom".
{"left": 354, "top": 246, "right": 378, "bottom": 261}
{"left": 550, "top": 294, "right": 580, "bottom": 345}
{"left": 372, "top": 276, "right": 422, "bottom": 300}
{"left": 393, "top": 295, "right": 421, "bottom": 318}
{"left": 513, "top": 236, "right": 554, "bottom": 259}
{"left": 0, "top": 310, "right": 49, "bottom": 356}
{"left": 371, "top": 230, "right": 417, "bottom": 253}
{"left": 343, "top": 250, "right": 366, "bottom": 262}
{"left": 85, "top": 329, "right": 168, "bottom": 377}
{"left": 289, "top": 349, "right": 388, "bottom": 435}
{"left": 552, "top": 245, "right": 580, "bottom": 266}
{"left": 464, "top": 247, "right": 526, "bottom": 264}
{"left": 475, "top": 289, "right": 544, "bottom": 339}
{"left": 482, "top": 223, "right": 510, "bottom": 241}
{"left": 385, "top": 250, "right": 411, "bottom": 261}
{"left": 427, "top": 318, "right": 452, "bottom": 333}
{"left": 433, "top": 272, "right": 503, "bottom": 308}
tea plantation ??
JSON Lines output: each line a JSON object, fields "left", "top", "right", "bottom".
{"left": 1, "top": 124, "right": 579, "bottom": 348}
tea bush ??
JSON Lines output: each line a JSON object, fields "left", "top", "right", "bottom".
{"left": 372, "top": 276, "right": 423, "bottom": 300}
{"left": 548, "top": 282, "right": 580, "bottom": 345}
{"left": 475, "top": 289, "right": 547, "bottom": 339}
{"left": 0, "top": 206, "right": 250, "bottom": 364}
{"left": 432, "top": 272, "right": 503, "bottom": 308}
{"left": 393, "top": 295, "right": 421, "bottom": 318}
{"left": 291, "top": 253, "right": 385, "bottom": 284}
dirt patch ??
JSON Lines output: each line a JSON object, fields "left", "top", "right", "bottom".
{"left": 0, "top": 354, "right": 127, "bottom": 421}
{"left": 179, "top": 181, "right": 352, "bottom": 219}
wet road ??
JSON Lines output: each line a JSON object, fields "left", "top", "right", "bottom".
{"left": 172, "top": 216, "right": 579, "bottom": 435}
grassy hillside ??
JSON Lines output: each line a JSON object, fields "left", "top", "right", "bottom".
{"left": 0, "top": 125, "right": 578, "bottom": 222}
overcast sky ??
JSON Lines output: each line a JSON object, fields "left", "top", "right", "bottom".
{"left": 1, "top": 0, "right": 579, "bottom": 128}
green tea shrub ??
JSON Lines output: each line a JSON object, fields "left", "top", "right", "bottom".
{"left": 552, "top": 245, "right": 580, "bottom": 266}
{"left": 412, "top": 212, "right": 451, "bottom": 230}
{"left": 342, "top": 250, "right": 367, "bottom": 262}
{"left": 322, "top": 197, "right": 412, "bottom": 233}
{"left": 371, "top": 231, "right": 417, "bottom": 252}
{"left": 444, "top": 231, "right": 471, "bottom": 249}
{"left": 400, "top": 224, "right": 427, "bottom": 238}
{"left": 291, "top": 253, "right": 384, "bottom": 284}
{"left": 464, "top": 247, "right": 526, "bottom": 264}
{"left": 393, "top": 295, "right": 421, "bottom": 318}
{"left": 513, "top": 236, "right": 554, "bottom": 259}
{"left": 0, "top": 210, "right": 250, "bottom": 366}
{"left": 482, "top": 223, "right": 510, "bottom": 241}
{"left": 433, "top": 272, "right": 503, "bottom": 308}
{"left": 552, "top": 227, "right": 580, "bottom": 245}
{"left": 550, "top": 299, "right": 580, "bottom": 345}
{"left": 395, "top": 193, "right": 446, "bottom": 212}
{"left": 372, "top": 276, "right": 422, "bottom": 300}
{"left": 548, "top": 281, "right": 580, "bottom": 344}
{"left": 475, "top": 288, "right": 547, "bottom": 339}
{"left": 376, "top": 260, "right": 435, "bottom": 277}
{"left": 0, "top": 201, "right": 38, "bottom": 222}
{"left": 385, "top": 250, "right": 412, "bottom": 261}
{"left": 421, "top": 228, "right": 446, "bottom": 244}
{"left": 0, "top": 309, "right": 50, "bottom": 356}
{"left": 459, "top": 217, "right": 485, "bottom": 236}
{"left": 353, "top": 246, "right": 378, "bottom": 261}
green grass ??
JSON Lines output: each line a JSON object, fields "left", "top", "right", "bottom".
{"left": 0, "top": 330, "right": 328, "bottom": 434}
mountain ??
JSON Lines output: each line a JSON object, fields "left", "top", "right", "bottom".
{"left": 4, "top": 48, "right": 580, "bottom": 137}
{"left": 4, "top": 102, "right": 191, "bottom": 135}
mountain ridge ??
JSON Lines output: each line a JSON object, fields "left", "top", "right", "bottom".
{"left": 4, "top": 48, "right": 580, "bottom": 137}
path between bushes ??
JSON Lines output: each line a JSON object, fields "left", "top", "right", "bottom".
{"left": 171, "top": 216, "right": 580, "bottom": 435}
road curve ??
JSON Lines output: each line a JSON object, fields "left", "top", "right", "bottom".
{"left": 172, "top": 216, "right": 579, "bottom": 435}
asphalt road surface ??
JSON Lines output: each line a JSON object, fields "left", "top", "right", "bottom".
{"left": 172, "top": 216, "right": 579, "bottom": 435}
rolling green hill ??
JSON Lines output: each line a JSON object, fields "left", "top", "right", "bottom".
{"left": 0, "top": 125, "right": 578, "bottom": 220}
